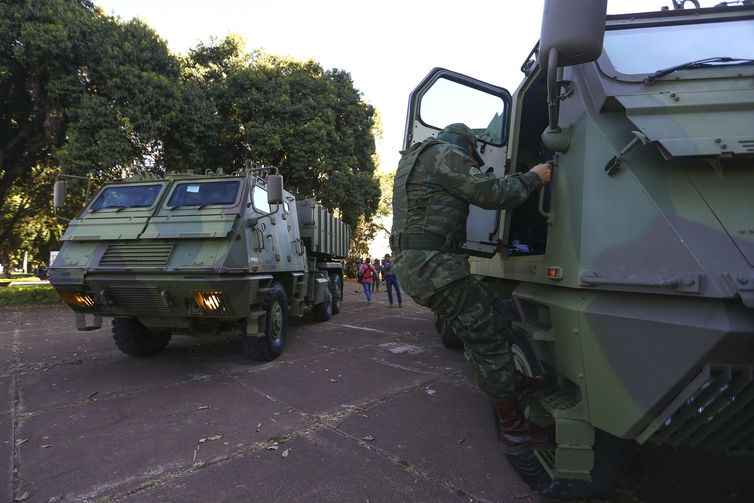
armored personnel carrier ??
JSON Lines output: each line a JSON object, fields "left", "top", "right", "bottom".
{"left": 407, "top": 0, "right": 754, "bottom": 497}
{"left": 50, "top": 164, "right": 350, "bottom": 361}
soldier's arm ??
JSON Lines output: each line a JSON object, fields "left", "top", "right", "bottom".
{"left": 434, "top": 148, "right": 544, "bottom": 210}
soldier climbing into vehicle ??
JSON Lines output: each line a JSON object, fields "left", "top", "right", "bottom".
{"left": 390, "top": 122, "right": 555, "bottom": 453}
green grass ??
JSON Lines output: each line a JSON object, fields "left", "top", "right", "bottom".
{"left": 0, "top": 284, "right": 62, "bottom": 306}
{"left": 9, "top": 275, "right": 45, "bottom": 282}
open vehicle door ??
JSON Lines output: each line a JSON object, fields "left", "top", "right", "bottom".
{"left": 403, "top": 68, "right": 512, "bottom": 257}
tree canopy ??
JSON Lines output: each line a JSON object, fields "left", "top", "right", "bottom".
{"left": 0, "top": 0, "right": 381, "bottom": 271}
{"left": 180, "top": 40, "right": 380, "bottom": 227}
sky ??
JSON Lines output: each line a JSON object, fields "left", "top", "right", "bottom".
{"left": 94, "top": 0, "right": 710, "bottom": 174}
{"left": 94, "top": 0, "right": 720, "bottom": 257}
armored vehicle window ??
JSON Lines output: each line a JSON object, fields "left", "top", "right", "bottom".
{"left": 603, "top": 19, "right": 753, "bottom": 75}
{"left": 167, "top": 180, "right": 240, "bottom": 209}
{"left": 419, "top": 77, "right": 506, "bottom": 146}
{"left": 90, "top": 184, "right": 163, "bottom": 211}
{"left": 251, "top": 185, "right": 270, "bottom": 213}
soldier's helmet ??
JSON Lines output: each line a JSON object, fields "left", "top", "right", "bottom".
{"left": 436, "top": 123, "right": 484, "bottom": 167}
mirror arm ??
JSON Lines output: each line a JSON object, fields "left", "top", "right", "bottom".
{"left": 546, "top": 48, "right": 560, "bottom": 132}
{"left": 541, "top": 48, "right": 572, "bottom": 153}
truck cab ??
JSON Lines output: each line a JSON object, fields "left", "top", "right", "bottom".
{"left": 51, "top": 165, "right": 350, "bottom": 361}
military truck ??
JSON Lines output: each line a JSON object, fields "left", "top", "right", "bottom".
{"left": 50, "top": 163, "right": 350, "bottom": 361}
{"left": 407, "top": 0, "right": 754, "bottom": 497}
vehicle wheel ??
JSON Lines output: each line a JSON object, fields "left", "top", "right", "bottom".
{"left": 503, "top": 300, "right": 628, "bottom": 498}
{"left": 329, "top": 272, "right": 342, "bottom": 315}
{"left": 111, "top": 318, "right": 171, "bottom": 356}
{"left": 312, "top": 287, "right": 333, "bottom": 322}
{"left": 243, "top": 281, "right": 288, "bottom": 361}
{"left": 503, "top": 429, "right": 628, "bottom": 499}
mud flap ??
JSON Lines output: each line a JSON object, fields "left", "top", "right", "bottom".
{"left": 74, "top": 312, "right": 102, "bottom": 331}
{"left": 246, "top": 309, "right": 266, "bottom": 337}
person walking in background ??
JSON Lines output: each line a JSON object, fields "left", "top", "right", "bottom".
{"left": 35, "top": 263, "right": 49, "bottom": 280}
{"left": 381, "top": 253, "right": 403, "bottom": 308}
{"left": 371, "top": 258, "right": 381, "bottom": 292}
{"left": 358, "top": 258, "right": 377, "bottom": 304}
{"left": 353, "top": 258, "right": 364, "bottom": 293}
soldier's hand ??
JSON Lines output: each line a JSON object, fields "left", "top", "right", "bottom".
{"left": 530, "top": 161, "right": 553, "bottom": 184}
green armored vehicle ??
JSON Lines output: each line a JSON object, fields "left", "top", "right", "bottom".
{"left": 409, "top": 0, "right": 754, "bottom": 497}
{"left": 50, "top": 164, "right": 349, "bottom": 361}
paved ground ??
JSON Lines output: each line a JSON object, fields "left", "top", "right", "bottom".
{"left": 1, "top": 279, "right": 753, "bottom": 502}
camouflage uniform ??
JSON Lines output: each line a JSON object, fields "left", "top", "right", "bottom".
{"left": 391, "top": 135, "right": 541, "bottom": 399}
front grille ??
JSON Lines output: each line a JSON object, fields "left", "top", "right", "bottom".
{"left": 109, "top": 285, "right": 170, "bottom": 314}
{"left": 739, "top": 139, "right": 754, "bottom": 153}
{"left": 644, "top": 365, "right": 754, "bottom": 455}
{"left": 99, "top": 243, "right": 174, "bottom": 269}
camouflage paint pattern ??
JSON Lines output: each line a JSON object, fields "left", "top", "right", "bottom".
{"left": 391, "top": 138, "right": 541, "bottom": 398}
{"left": 431, "top": 5, "right": 754, "bottom": 455}
{"left": 50, "top": 170, "right": 349, "bottom": 338}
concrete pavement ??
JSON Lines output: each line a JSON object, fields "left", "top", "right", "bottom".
{"left": 1, "top": 280, "right": 752, "bottom": 502}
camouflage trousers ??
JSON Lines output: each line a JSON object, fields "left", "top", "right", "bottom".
{"left": 411, "top": 275, "right": 522, "bottom": 399}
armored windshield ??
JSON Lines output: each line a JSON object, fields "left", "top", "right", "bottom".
{"left": 89, "top": 184, "right": 163, "bottom": 211}
{"left": 603, "top": 19, "right": 754, "bottom": 75}
{"left": 167, "top": 180, "right": 241, "bottom": 209}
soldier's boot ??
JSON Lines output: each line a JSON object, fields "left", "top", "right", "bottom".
{"left": 517, "top": 374, "right": 555, "bottom": 404}
{"left": 494, "top": 398, "right": 555, "bottom": 454}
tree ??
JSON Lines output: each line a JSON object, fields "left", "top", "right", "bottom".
{"left": 0, "top": 165, "right": 58, "bottom": 276}
{"left": 181, "top": 40, "right": 381, "bottom": 228}
{"left": 0, "top": 0, "right": 183, "bottom": 251}
{"left": 1, "top": 11, "right": 382, "bottom": 263}
{"left": 166, "top": 35, "right": 249, "bottom": 172}
{"left": 347, "top": 169, "right": 394, "bottom": 271}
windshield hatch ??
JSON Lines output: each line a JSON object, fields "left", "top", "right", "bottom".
{"left": 89, "top": 184, "right": 163, "bottom": 212}
{"left": 603, "top": 18, "right": 754, "bottom": 77}
{"left": 167, "top": 180, "right": 241, "bottom": 210}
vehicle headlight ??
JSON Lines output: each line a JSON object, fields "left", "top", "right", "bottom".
{"left": 193, "top": 290, "right": 230, "bottom": 313}
{"left": 62, "top": 292, "right": 97, "bottom": 309}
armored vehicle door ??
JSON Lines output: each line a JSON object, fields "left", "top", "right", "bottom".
{"left": 404, "top": 68, "right": 511, "bottom": 257}
{"left": 246, "top": 180, "right": 281, "bottom": 270}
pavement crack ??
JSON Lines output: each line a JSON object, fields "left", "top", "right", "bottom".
{"left": 333, "top": 426, "right": 491, "bottom": 502}
{"left": 91, "top": 374, "right": 453, "bottom": 501}
{"left": 371, "top": 355, "right": 439, "bottom": 376}
{"left": 0, "top": 355, "right": 112, "bottom": 379}
{"left": 10, "top": 326, "right": 24, "bottom": 501}
{"left": 327, "top": 373, "right": 497, "bottom": 502}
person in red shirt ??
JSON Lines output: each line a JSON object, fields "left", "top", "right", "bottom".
{"left": 358, "top": 258, "right": 377, "bottom": 304}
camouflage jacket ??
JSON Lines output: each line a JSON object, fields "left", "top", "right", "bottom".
{"left": 391, "top": 139, "right": 541, "bottom": 295}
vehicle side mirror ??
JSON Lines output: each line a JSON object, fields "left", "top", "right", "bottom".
{"left": 538, "top": 0, "right": 607, "bottom": 151}
{"left": 267, "top": 175, "right": 284, "bottom": 205}
{"left": 54, "top": 180, "right": 67, "bottom": 209}
{"left": 538, "top": 0, "right": 607, "bottom": 70}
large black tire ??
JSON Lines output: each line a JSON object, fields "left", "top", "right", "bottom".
{"left": 243, "top": 281, "right": 288, "bottom": 361}
{"left": 111, "top": 318, "right": 171, "bottom": 356}
{"left": 503, "top": 429, "right": 628, "bottom": 499}
{"left": 329, "top": 272, "right": 342, "bottom": 315}
{"left": 503, "top": 299, "right": 628, "bottom": 498}
{"left": 312, "top": 287, "right": 333, "bottom": 322}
